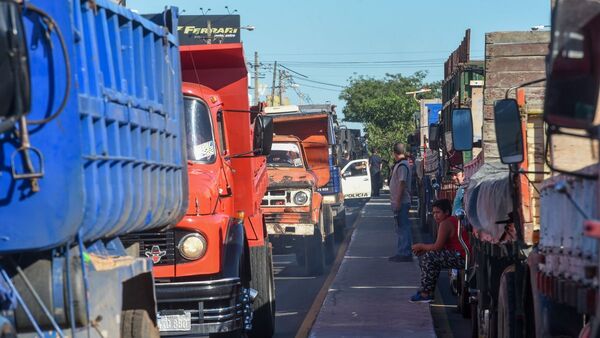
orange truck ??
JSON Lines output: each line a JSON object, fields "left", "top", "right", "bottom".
{"left": 122, "top": 43, "right": 275, "bottom": 337}
{"left": 261, "top": 106, "right": 337, "bottom": 275}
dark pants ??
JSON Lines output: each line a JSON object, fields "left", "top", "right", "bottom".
{"left": 395, "top": 203, "right": 412, "bottom": 256}
{"left": 371, "top": 171, "right": 381, "bottom": 196}
{"left": 419, "top": 250, "right": 465, "bottom": 293}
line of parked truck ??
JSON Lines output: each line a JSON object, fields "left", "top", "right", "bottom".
{"left": 413, "top": 1, "right": 600, "bottom": 337}
{"left": 0, "top": 1, "right": 373, "bottom": 337}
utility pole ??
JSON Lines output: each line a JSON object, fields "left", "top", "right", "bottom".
{"left": 278, "top": 70, "right": 284, "bottom": 105}
{"left": 271, "top": 61, "right": 277, "bottom": 106}
{"left": 206, "top": 20, "right": 212, "bottom": 45}
{"left": 254, "top": 52, "right": 259, "bottom": 106}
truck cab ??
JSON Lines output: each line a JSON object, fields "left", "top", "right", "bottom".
{"left": 262, "top": 134, "right": 333, "bottom": 275}
{"left": 122, "top": 43, "right": 275, "bottom": 338}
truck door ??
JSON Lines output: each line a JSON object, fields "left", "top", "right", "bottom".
{"left": 341, "top": 159, "right": 371, "bottom": 200}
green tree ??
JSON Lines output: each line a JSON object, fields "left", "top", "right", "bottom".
{"left": 339, "top": 71, "right": 439, "bottom": 163}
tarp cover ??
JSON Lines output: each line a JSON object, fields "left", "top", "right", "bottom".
{"left": 464, "top": 163, "right": 512, "bottom": 242}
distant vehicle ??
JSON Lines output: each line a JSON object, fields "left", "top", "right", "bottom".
{"left": 262, "top": 134, "right": 333, "bottom": 275}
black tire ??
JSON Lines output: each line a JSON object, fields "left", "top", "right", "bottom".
{"left": 458, "top": 270, "right": 471, "bottom": 319}
{"left": 209, "top": 331, "right": 243, "bottom": 338}
{"left": 334, "top": 208, "right": 346, "bottom": 243}
{"left": 497, "top": 265, "right": 516, "bottom": 338}
{"left": 471, "top": 301, "right": 479, "bottom": 338}
{"left": 304, "top": 214, "right": 325, "bottom": 276}
{"left": 296, "top": 250, "right": 305, "bottom": 266}
{"left": 248, "top": 240, "right": 276, "bottom": 338}
{"left": 121, "top": 309, "right": 159, "bottom": 338}
{"left": 323, "top": 204, "right": 335, "bottom": 265}
{"left": 324, "top": 233, "right": 335, "bottom": 265}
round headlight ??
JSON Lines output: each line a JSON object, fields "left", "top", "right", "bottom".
{"left": 178, "top": 233, "right": 207, "bottom": 261}
{"left": 293, "top": 191, "right": 309, "bottom": 205}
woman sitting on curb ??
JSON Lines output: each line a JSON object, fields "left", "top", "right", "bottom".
{"left": 410, "top": 199, "right": 470, "bottom": 303}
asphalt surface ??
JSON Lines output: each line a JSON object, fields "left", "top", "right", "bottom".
{"left": 272, "top": 203, "right": 362, "bottom": 338}
{"left": 271, "top": 195, "right": 472, "bottom": 338}
{"left": 176, "top": 198, "right": 470, "bottom": 337}
{"left": 309, "top": 196, "right": 435, "bottom": 337}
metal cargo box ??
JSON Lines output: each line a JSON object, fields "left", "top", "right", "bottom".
{"left": 0, "top": 0, "right": 187, "bottom": 253}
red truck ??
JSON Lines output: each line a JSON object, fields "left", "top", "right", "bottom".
{"left": 262, "top": 134, "right": 333, "bottom": 275}
{"left": 122, "top": 43, "right": 275, "bottom": 337}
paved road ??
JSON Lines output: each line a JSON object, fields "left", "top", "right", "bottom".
{"left": 272, "top": 203, "right": 362, "bottom": 338}
{"left": 269, "top": 197, "right": 471, "bottom": 337}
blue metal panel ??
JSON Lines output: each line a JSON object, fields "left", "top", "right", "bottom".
{"left": 0, "top": 0, "right": 187, "bottom": 253}
{"left": 317, "top": 160, "right": 341, "bottom": 195}
{"left": 426, "top": 103, "right": 442, "bottom": 125}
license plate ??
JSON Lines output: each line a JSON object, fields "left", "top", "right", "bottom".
{"left": 157, "top": 312, "right": 191, "bottom": 332}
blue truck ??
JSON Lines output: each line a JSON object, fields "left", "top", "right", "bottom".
{"left": 0, "top": 1, "right": 187, "bottom": 336}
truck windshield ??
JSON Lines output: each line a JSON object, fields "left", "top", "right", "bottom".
{"left": 184, "top": 97, "right": 216, "bottom": 163}
{"left": 267, "top": 142, "right": 304, "bottom": 168}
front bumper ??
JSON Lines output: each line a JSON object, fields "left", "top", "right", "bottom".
{"left": 264, "top": 212, "right": 315, "bottom": 236}
{"left": 266, "top": 222, "right": 315, "bottom": 236}
{"left": 155, "top": 277, "right": 252, "bottom": 336}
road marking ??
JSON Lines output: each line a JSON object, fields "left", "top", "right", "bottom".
{"left": 276, "top": 311, "right": 299, "bottom": 317}
{"left": 294, "top": 204, "right": 364, "bottom": 338}
{"left": 349, "top": 285, "right": 418, "bottom": 289}
{"left": 430, "top": 304, "right": 457, "bottom": 308}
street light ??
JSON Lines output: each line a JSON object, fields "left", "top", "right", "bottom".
{"left": 405, "top": 88, "right": 431, "bottom": 102}
{"left": 240, "top": 25, "right": 255, "bottom": 31}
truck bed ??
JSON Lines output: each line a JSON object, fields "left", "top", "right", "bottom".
{"left": 0, "top": 0, "right": 187, "bottom": 252}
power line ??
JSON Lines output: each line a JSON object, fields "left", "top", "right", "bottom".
{"left": 291, "top": 76, "right": 346, "bottom": 88}
{"left": 260, "top": 49, "right": 485, "bottom": 56}
{"left": 279, "top": 64, "right": 308, "bottom": 78}
{"left": 265, "top": 58, "right": 446, "bottom": 65}
{"left": 294, "top": 83, "right": 344, "bottom": 92}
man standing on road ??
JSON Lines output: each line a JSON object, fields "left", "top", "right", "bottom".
{"left": 369, "top": 148, "right": 382, "bottom": 197}
{"left": 388, "top": 142, "right": 413, "bottom": 262}
{"left": 339, "top": 151, "right": 351, "bottom": 169}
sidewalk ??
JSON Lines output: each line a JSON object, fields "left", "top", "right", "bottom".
{"left": 309, "top": 195, "right": 435, "bottom": 338}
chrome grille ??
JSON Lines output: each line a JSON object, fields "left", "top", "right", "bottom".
{"left": 121, "top": 231, "right": 176, "bottom": 265}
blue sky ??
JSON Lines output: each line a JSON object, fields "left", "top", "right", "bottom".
{"left": 129, "top": 1, "right": 551, "bottom": 131}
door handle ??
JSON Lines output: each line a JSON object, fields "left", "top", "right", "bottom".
{"left": 363, "top": 178, "right": 368, "bottom": 181}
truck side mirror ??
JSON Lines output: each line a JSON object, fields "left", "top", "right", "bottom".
{"left": 494, "top": 99, "right": 524, "bottom": 165}
{"left": 544, "top": 8, "right": 600, "bottom": 130}
{"left": 428, "top": 124, "right": 440, "bottom": 150}
{"left": 451, "top": 108, "right": 473, "bottom": 151}
{"left": 0, "top": 1, "right": 30, "bottom": 133}
{"left": 253, "top": 115, "right": 273, "bottom": 156}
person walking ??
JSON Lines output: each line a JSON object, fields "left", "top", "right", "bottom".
{"left": 369, "top": 148, "right": 382, "bottom": 197}
{"left": 409, "top": 199, "right": 471, "bottom": 302}
{"left": 388, "top": 142, "right": 413, "bottom": 262}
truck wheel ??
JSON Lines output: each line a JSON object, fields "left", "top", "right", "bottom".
{"left": 334, "top": 208, "right": 347, "bottom": 243}
{"left": 323, "top": 205, "right": 335, "bottom": 264}
{"left": 470, "top": 301, "right": 478, "bottom": 338}
{"left": 248, "top": 240, "right": 276, "bottom": 338}
{"left": 324, "top": 233, "right": 335, "bottom": 265}
{"left": 304, "top": 217, "right": 325, "bottom": 276}
{"left": 458, "top": 270, "right": 471, "bottom": 319}
{"left": 497, "top": 265, "right": 516, "bottom": 338}
{"left": 121, "top": 309, "right": 159, "bottom": 338}
{"left": 209, "top": 331, "right": 243, "bottom": 338}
